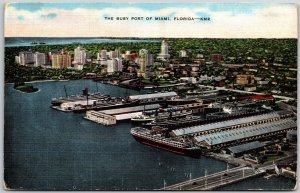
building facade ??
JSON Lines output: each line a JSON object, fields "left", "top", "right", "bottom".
{"left": 74, "top": 46, "right": 87, "bottom": 65}
{"left": 157, "top": 39, "right": 170, "bottom": 61}
{"left": 51, "top": 52, "right": 72, "bottom": 69}
{"left": 19, "top": 51, "right": 34, "bottom": 66}
{"left": 34, "top": 52, "right": 47, "bottom": 67}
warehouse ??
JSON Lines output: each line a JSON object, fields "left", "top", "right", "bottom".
{"left": 170, "top": 110, "right": 293, "bottom": 137}
{"left": 194, "top": 118, "right": 296, "bottom": 150}
{"left": 226, "top": 141, "right": 265, "bottom": 157}
{"left": 84, "top": 104, "right": 160, "bottom": 125}
{"left": 128, "top": 92, "right": 177, "bottom": 103}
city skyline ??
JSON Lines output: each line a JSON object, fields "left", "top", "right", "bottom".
{"left": 5, "top": 3, "right": 297, "bottom": 38}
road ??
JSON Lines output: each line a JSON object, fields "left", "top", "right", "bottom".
{"left": 161, "top": 166, "right": 266, "bottom": 190}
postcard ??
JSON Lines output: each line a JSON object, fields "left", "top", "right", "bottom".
{"left": 4, "top": 2, "right": 297, "bottom": 191}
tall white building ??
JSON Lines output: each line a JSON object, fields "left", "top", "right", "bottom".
{"left": 34, "top": 52, "right": 46, "bottom": 67}
{"left": 106, "top": 51, "right": 118, "bottom": 59}
{"left": 19, "top": 51, "right": 34, "bottom": 66}
{"left": 97, "top": 50, "right": 107, "bottom": 60}
{"left": 107, "top": 58, "right": 123, "bottom": 74}
{"left": 115, "top": 48, "right": 121, "bottom": 58}
{"left": 74, "top": 46, "right": 87, "bottom": 65}
{"left": 15, "top": 56, "right": 20, "bottom": 64}
{"left": 157, "top": 39, "right": 170, "bottom": 61}
{"left": 179, "top": 50, "right": 187, "bottom": 58}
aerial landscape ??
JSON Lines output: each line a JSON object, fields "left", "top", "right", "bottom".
{"left": 4, "top": 2, "right": 297, "bottom": 191}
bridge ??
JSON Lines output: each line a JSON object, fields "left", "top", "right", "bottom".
{"left": 160, "top": 165, "right": 269, "bottom": 190}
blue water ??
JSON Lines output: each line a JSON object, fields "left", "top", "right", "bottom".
{"left": 5, "top": 37, "right": 158, "bottom": 47}
{"left": 4, "top": 80, "right": 296, "bottom": 190}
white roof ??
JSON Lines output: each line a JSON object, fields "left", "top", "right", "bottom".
{"left": 194, "top": 118, "right": 296, "bottom": 145}
{"left": 98, "top": 104, "right": 160, "bottom": 115}
{"left": 171, "top": 110, "right": 292, "bottom": 136}
{"left": 129, "top": 92, "right": 177, "bottom": 100}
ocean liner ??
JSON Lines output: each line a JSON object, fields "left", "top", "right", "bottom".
{"left": 131, "top": 127, "right": 201, "bottom": 157}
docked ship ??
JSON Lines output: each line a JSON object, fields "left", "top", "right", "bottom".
{"left": 131, "top": 127, "right": 201, "bottom": 157}
{"left": 131, "top": 109, "right": 193, "bottom": 123}
{"left": 72, "top": 98, "right": 140, "bottom": 113}
{"left": 51, "top": 92, "right": 109, "bottom": 106}
{"left": 144, "top": 106, "right": 270, "bottom": 130}
{"left": 166, "top": 96, "right": 200, "bottom": 105}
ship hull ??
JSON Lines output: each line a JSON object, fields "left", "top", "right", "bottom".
{"left": 72, "top": 100, "right": 140, "bottom": 113}
{"left": 131, "top": 134, "right": 201, "bottom": 158}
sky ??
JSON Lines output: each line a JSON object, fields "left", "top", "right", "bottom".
{"left": 4, "top": 3, "right": 298, "bottom": 38}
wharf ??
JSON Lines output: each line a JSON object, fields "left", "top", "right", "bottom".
{"left": 98, "top": 104, "right": 160, "bottom": 116}
{"left": 85, "top": 104, "right": 161, "bottom": 125}
{"left": 160, "top": 165, "right": 267, "bottom": 190}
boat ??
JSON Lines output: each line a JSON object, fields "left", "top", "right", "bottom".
{"left": 166, "top": 96, "right": 200, "bottom": 105}
{"left": 144, "top": 107, "right": 269, "bottom": 130}
{"left": 131, "top": 114, "right": 155, "bottom": 123}
{"left": 51, "top": 92, "right": 110, "bottom": 106}
{"left": 131, "top": 109, "right": 193, "bottom": 123}
{"left": 131, "top": 127, "right": 201, "bottom": 157}
{"left": 72, "top": 99, "right": 140, "bottom": 113}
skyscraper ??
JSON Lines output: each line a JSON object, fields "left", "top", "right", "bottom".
{"left": 107, "top": 58, "right": 122, "bottom": 74}
{"left": 19, "top": 51, "right": 34, "bottom": 66}
{"left": 74, "top": 46, "right": 87, "bottom": 65}
{"left": 51, "top": 52, "right": 72, "bottom": 69}
{"left": 157, "top": 39, "right": 170, "bottom": 61}
{"left": 34, "top": 52, "right": 46, "bottom": 67}
{"left": 139, "top": 49, "right": 148, "bottom": 73}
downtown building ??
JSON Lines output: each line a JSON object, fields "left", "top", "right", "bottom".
{"left": 107, "top": 58, "right": 123, "bottom": 74}
{"left": 51, "top": 51, "right": 72, "bottom": 69}
{"left": 18, "top": 51, "right": 35, "bottom": 66}
{"left": 138, "top": 49, "right": 154, "bottom": 77}
{"left": 34, "top": 52, "right": 47, "bottom": 67}
{"left": 106, "top": 49, "right": 121, "bottom": 60}
{"left": 157, "top": 39, "right": 170, "bottom": 61}
{"left": 97, "top": 50, "right": 108, "bottom": 65}
{"left": 74, "top": 46, "right": 87, "bottom": 65}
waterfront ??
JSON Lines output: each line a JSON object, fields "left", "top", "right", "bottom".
{"left": 5, "top": 37, "right": 158, "bottom": 47}
{"left": 4, "top": 79, "right": 296, "bottom": 190}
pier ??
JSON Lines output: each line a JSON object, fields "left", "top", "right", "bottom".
{"left": 160, "top": 165, "right": 269, "bottom": 190}
{"left": 85, "top": 104, "right": 161, "bottom": 125}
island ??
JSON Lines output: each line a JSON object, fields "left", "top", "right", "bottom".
{"left": 14, "top": 82, "right": 39, "bottom": 93}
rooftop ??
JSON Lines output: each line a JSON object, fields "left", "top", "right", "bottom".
{"left": 194, "top": 118, "right": 296, "bottom": 145}
{"left": 171, "top": 110, "right": 292, "bottom": 136}
{"left": 97, "top": 104, "right": 161, "bottom": 115}
{"left": 228, "top": 141, "right": 265, "bottom": 154}
{"left": 128, "top": 92, "right": 177, "bottom": 100}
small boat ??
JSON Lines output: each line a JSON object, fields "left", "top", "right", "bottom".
{"left": 131, "top": 114, "right": 155, "bottom": 123}
{"left": 131, "top": 109, "right": 193, "bottom": 123}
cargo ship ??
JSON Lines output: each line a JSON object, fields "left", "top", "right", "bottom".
{"left": 131, "top": 127, "right": 201, "bottom": 157}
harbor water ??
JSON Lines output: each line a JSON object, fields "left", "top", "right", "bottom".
{"left": 4, "top": 79, "right": 296, "bottom": 190}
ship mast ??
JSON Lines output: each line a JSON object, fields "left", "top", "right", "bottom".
{"left": 64, "top": 85, "right": 68, "bottom": 98}
{"left": 96, "top": 82, "right": 99, "bottom": 93}
{"left": 83, "top": 87, "right": 89, "bottom": 106}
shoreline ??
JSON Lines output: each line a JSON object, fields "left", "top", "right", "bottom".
{"left": 24, "top": 79, "right": 69, "bottom": 84}
{"left": 5, "top": 79, "right": 70, "bottom": 84}
{"left": 13, "top": 87, "right": 41, "bottom": 94}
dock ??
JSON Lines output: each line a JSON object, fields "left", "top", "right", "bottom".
{"left": 160, "top": 165, "right": 267, "bottom": 190}
{"left": 85, "top": 104, "right": 161, "bottom": 125}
